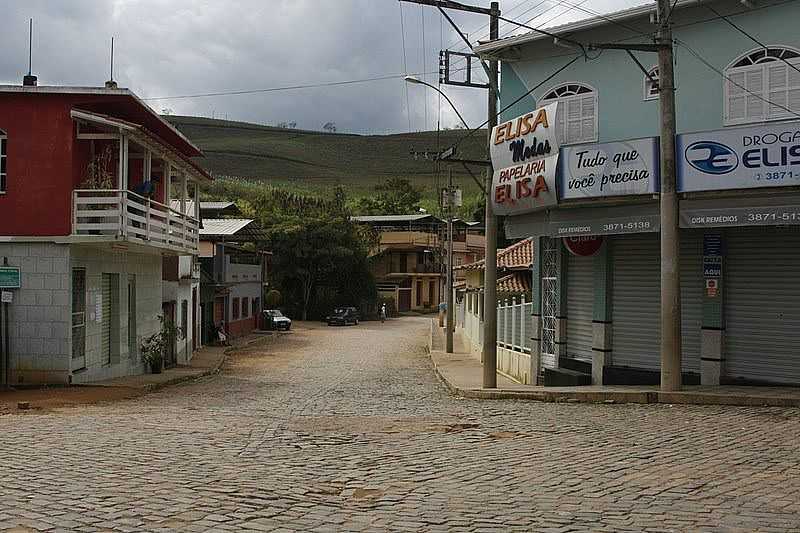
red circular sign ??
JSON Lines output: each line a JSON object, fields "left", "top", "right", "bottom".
{"left": 563, "top": 235, "right": 604, "bottom": 257}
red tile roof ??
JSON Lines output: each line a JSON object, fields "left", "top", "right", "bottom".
{"left": 497, "top": 271, "right": 531, "bottom": 295}
{"left": 456, "top": 238, "right": 533, "bottom": 272}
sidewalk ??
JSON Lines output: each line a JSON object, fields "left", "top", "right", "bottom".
{"left": 428, "top": 320, "right": 800, "bottom": 407}
{"left": 0, "top": 332, "right": 274, "bottom": 414}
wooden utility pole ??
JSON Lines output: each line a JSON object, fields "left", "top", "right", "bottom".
{"left": 446, "top": 168, "right": 455, "bottom": 354}
{"left": 482, "top": 1, "right": 499, "bottom": 388}
{"left": 656, "top": 0, "right": 681, "bottom": 391}
{"left": 399, "top": 0, "right": 500, "bottom": 386}
{"left": 589, "top": 1, "right": 681, "bottom": 391}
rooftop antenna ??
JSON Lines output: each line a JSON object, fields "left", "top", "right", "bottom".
{"left": 105, "top": 37, "right": 117, "bottom": 88}
{"left": 22, "top": 18, "right": 37, "bottom": 86}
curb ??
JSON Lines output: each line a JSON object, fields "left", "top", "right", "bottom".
{"left": 141, "top": 335, "right": 276, "bottom": 393}
{"left": 428, "top": 347, "right": 800, "bottom": 407}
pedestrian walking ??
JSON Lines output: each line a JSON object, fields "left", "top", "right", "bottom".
{"left": 380, "top": 303, "right": 387, "bottom": 323}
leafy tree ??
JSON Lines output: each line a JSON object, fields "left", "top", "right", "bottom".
{"left": 355, "top": 178, "right": 424, "bottom": 215}
{"left": 322, "top": 121, "right": 337, "bottom": 133}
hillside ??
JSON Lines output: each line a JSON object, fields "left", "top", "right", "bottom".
{"left": 166, "top": 115, "right": 488, "bottom": 199}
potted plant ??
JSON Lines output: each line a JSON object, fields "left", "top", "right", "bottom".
{"left": 78, "top": 146, "right": 116, "bottom": 234}
{"left": 140, "top": 315, "right": 184, "bottom": 374}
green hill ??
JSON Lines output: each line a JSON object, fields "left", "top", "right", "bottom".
{"left": 166, "top": 115, "right": 488, "bottom": 201}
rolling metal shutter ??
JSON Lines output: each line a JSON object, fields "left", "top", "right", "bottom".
{"left": 566, "top": 252, "right": 593, "bottom": 362}
{"left": 612, "top": 233, "right": 702, "bottom": 372}
{"left": 725, "top": 227, "right": 800, "bottom": 384}
{"left": 612, "top": 234, "right": 660, "bottom": 370}
{"left": 101, "top": 274, "right": 112, "bottom": 365}
{"left": 680, "top": 233, "right": 703, "bottom": 373}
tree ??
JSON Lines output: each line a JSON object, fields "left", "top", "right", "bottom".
{"left": 268, "top": 212, "right": 376, "bottom": 320}
{"left": 355, "top": 178, "right": 424, "bottom": 215}
{"left": 322, "top": 122, "right": 337, "bottom": 133}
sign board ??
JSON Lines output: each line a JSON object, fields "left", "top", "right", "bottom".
{"left": 550, "top": 214, "right": 660, "bottom": 237}
{"left": 559, "top": 137, "right": 660, "bottom": 199}
{"left": 706, "top": 278, "right": 719, "bottom": 298}
{"left": 490, "top": 103, "right": 560, "bottom": 215}
{"left": 703, "top": 257, "right": 722, "bottom": 277}
{"left": 563, "top": 235, "right": 605, "bottom": 256}
{"left": 703, "top": 233, "right": 723, "bottom": 256}
{"left": 1, "top": 291, "right": 12, "bottom": 303}
{"left": 677, "top": 121, "right": 800, "bottom": 192}
{"left": 0, "top": 267, "right": 21, "bottom": 289}
{"left": 681, "top": 204, "right": 800, "bottom": 228}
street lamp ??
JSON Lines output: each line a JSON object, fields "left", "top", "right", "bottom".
{"left": 404, "top": 75, "right": 464, "bottom": 354}
{"left": 404, "top": 76, "right": 470, "bottom": 130}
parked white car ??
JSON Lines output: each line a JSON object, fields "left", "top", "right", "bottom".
{"left": 265, "top": 309, "right": 292, "bottom": 331}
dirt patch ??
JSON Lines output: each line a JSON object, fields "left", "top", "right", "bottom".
{"left": 351, "top": 487, "right": 384, "bottom": 500}
{"left": 0, "top": 386, "right": 144, "bottom": 415}
{"left": 288, "top": 415, "right": 481, "bottom": 436}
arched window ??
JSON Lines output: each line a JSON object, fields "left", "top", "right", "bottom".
{"left": 540, "top": 83, "right": 597, "bottom": 145}
{"left": 725, "top": 46, "right": 800, "bottom": 125}
{"left": 0, "top": 128, "right": 6, "bottom": 193}
{"left": 644, "top": 66, "right": 659, "bottom": 100}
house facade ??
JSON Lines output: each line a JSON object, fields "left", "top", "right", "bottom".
{"left": 353, "top": 215, "right": 485, "bottom": 313}
{"left": 198, "top": 211, "right": 269, "bottom": 341}
{"left": 475, "top": 0, "right": 800, "bottom": 386}
{"left": 0, "top": 83, "right": 209, "bottom": 385}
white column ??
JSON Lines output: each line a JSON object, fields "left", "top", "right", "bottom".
{"left": 511, "top": 297, "right": 517, "bottom": 350}
{"left": 520, "top": 294, "right": 526, "bottom": 353}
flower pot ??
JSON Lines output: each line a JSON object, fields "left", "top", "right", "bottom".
{"left": 150, "top": 361, "right": 163, "bottom": 374}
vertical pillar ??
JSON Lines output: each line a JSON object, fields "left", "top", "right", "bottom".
{"left": 554, "top": 239, "right": 568, "bottom": 367}
{"left": 701, "top": 232, "right": 724, "bottom": 385}
{"left": 530, "top": 236, "right": 544, "bottom": 385}
{"left": 592, "top": 239, "right": 613, "bottom": 385}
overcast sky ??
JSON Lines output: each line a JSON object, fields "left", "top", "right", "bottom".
{"left": 1, "top": 0, "right": 641, "bottom": 134}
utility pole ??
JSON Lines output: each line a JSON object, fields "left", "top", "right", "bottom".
{"left": 446, "top": 168, "right": 455, "bottom": 353}
{"left": 482, "top": 1, "right": 499, "bottom": 388}
{"left": 588, "top": 1, "right": 681, "bottom": 391}
{"left": 656, "top": 0, "right": 681, "bottom": 391}
{"left": 399, "top": 0, "right": 499, "bottom": 386}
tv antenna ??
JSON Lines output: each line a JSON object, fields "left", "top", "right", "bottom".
{"left": 23, "top": 18, "right": 37, "bottom": 86}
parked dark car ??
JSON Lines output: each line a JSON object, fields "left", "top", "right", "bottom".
{"left": 327, "top": 306, "right": 360, "bottom": 326}
{"left": 264, "top": 309, "right": 292, "bottom": 331}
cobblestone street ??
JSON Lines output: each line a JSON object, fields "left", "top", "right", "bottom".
{"left": 1, "top": 317, "right": 799, "bottom": 532}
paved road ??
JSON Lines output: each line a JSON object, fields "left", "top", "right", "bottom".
{"left": 1, "top": 317, "right": 799, "bottom": 532}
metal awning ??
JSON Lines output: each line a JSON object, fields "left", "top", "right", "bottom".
{"left": 680, "top": 194, "right": 800, "bottom": 229}
{"left": 505, "top": 202, "right": 659, "bottom": 239}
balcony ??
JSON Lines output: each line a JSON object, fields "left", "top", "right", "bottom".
{"left": 72, "top": 189, "right": 199, "bottom": 254}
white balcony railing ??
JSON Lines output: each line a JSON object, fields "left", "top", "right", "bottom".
{"left": 72, "top": 189, "right": 199, "bottom": 253}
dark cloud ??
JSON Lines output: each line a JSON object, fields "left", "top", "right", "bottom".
{"left": 0, "top": 0, "right": 637, "bottom": 133}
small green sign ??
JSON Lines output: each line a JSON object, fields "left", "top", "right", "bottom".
{"left": 0, "top": 267, "right": 21, "bottom": 289}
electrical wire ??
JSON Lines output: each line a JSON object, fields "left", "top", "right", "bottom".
{"left": 676, "top": 39, "right": 800, "bottom": 121}
{"left": 449, "top": 53, "right": 582, "bottom": 154}
{"left": 421, "top": 5, "right": 429, "bottom": 131}
{"left": 703, "top": 3, "right": 800, "bottom": 79}
{"left": 142, "top": 69, "right": 465, "bottom": 101}
{"left": 400, "top": 1, "right": 413, "bottom": 132}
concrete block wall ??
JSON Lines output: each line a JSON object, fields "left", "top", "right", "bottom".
{"left": 0, "top": 242, "right": 71, "bottom": 384}
{"left": 70, "top": 246, "right": 161, "bottom": 383}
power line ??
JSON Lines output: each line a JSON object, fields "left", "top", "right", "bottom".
{"left": 421, "top": 5, "right": 429, "bottom": 131}
{"left": 450, "top": 53, "right": 581, "bottom": 153}
{"left": 142, "top": 70, "right": 460, "bottom": 101}
{"left": 400, "top": 1, "right": 413, "bottom": 132}
{"left": 702, "top": 3, "right": 800, "bottom": 79}
{"left": 676, "top": 39, "right": 800, "bottom": 121}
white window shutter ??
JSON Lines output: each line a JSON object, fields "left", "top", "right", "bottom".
{"left": 745, "top": 67, "right": 764, "bottom": 121}
{"left": 727, "top": 70, "right": 746, "bottom": 122}
{"left": 787, "top": 59, "right": 800, "bottom": 117}
{"left": 566, "top": 97, "right": 581, "bottom": 143}
{"left": 555, "top": 100, "right": 566, "bottom": 145}
{"left": 581, "top": 94, "right": 597, "bottom": 142}
{"left": 767, "top": 62, "right": 788, "bottom": 118}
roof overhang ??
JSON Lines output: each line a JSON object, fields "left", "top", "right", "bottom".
{"left": 473, "top": 0, "right": 702, "bottom": 59}
{"left": 0, "top": 84, "right": 203, "bottom": 156}
{"left": 71, "top": 108, "right": 212, "bottom": 183}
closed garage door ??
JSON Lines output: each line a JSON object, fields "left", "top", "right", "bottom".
{"left": 566, "top": 251, "right": 593, "bottom": 362}
{"left": 725, "top": 227, "right": 800, "bottom": 384}
{"left": 612, "top": 233, "right": 702, "bottom": 372}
